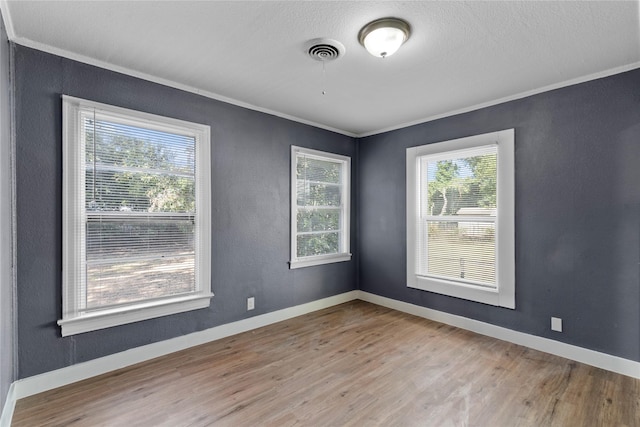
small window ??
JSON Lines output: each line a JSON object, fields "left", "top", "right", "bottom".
{"left": 406, "top": 129, "right": 515, "bottom": 308}
{"left": 59, "top": 96, "right": 212, "bottom": 336}
{"left": 290, "top": 146, "right": 351, "bottom": 269}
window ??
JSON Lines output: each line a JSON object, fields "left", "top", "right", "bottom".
{"left": 59, "top": 96, "right": 212, "bottom": 336}
{"left": 290, "top": 146, "right": 351, "bottom": 269}
{"left": 406, "top": 129, "right": 515, "bottom": 308}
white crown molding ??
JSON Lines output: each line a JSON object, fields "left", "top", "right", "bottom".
{"left": 358, "top": 291, "right": 640, "bottom": 380}
{"left": 3, "top": 9, "right": 638, "bottom": 140}
{"left": 358, "top": 61, "right": 640, "bottom": 138}
{"left": 7, "top": 35, "right": 358, "bottom": 139}
{"left": 0, "top": 1, "right": 15, "bottom": 42}
{"left": 0, "top": 1, "right": 356, "bottom": 138}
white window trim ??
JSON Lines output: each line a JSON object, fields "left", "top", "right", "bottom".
{"left": 406, "top": 129, "right": 515, "bottom": 309}
{"left": 290, "top": 146, "right": 351, "bottom": 269}
{"left": 59, "top": 95, "right": 213, "bottom": 336}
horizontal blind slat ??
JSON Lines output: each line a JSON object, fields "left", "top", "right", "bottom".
{"left": 295, "top": 152, "right": 346, "bottom": 258}
{"left": 418, "top": 146, "right": 498, "bottom": 288}
{"left": 82, "top": 111, "right": 198, "bottom": 310}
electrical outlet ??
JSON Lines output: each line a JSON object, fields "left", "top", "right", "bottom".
{"left": 551, "top": 317, "right": 562, "bottom": 332}
{"left": 247, "top": 297, "right": 255, "bottom": 311}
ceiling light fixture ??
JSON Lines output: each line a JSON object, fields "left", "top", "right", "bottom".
{"left": 358, "top": 17, "right": 411, "bottom": 58}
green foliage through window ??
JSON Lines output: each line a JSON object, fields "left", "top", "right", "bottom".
{"left": 426, "top": 153, "right": 497, "bottom": 216}
{"left": 421, "top": 149, "right": 498, "bottom": 286}
{"left": 85, "top": 118, "right": 195, "bottom": 214}
{"left": 82, "top": 115, "right": 197, "bottom": 306}
{"left": 294, "top": 151, "right": 347, "bottom": 259}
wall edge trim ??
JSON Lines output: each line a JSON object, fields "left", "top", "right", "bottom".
{"left": 357, "top": 291, "right": 640, "bottom": 379}
{"left": 0, "top": 1, "right": 16, "bottom": 41}
{"left": 0, "top": 382, "right": 15, "bottom": 427}
{"left": 7, "top": 30, "right": 638, "bottom": 140}
{"left": 357, "top": 61, "right": 640, "bottom": 138}
{"left": 8, "top": 38, "right": 357, "bottom": 138}
{"left": 12, "top": 290, "right": 359, "bottom": 400}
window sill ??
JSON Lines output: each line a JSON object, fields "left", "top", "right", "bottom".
{"left": 289, "top": 253, "right": 352, "bottom": 269}
{"left": 58, "top": 293, "right": 214, "bottom": 337}
{"left": 408, "top": 275, "right": 514, "bottom": 309}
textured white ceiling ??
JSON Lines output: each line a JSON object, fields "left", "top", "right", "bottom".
{"left": 4, "top": 1, "right": 640, "bottom": 136}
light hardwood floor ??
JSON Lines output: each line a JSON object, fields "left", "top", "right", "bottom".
{"left": 12, "top": 301, "right": 640, "bottom": 426}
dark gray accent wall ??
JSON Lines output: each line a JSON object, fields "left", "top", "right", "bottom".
{"left": 358, "top": 69, "right": 640, "bottom": 362}
{"left": 13, "top": 40, "right": 640, "bottom": 381}
{"left": 14, "top": 45, "right": 357, "bottom": 379}
{"left": 0, "top": 8, "right": 14, "bottom": 407}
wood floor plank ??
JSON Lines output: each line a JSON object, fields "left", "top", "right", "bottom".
{"left": 12, "top": 301, "right": 640, "bottom": 426}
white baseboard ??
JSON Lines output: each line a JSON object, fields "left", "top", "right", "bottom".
{"left": 0, "top": 382, "right": 16, "bottom": 427}
{"left": 5, "top": 288, "right": 638, "bottom": 424}
{"left": 358, "top": 291, "right": 640, "bottom": 379}
{"left": 12, "top": 290, "right": 359, "bottom": 400}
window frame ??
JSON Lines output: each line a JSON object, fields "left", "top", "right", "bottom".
{"left": 406, "top": 129, "right": 515, "bottom": 308}
{"left": 59, "top": 95, "right": 213, "bottom": 336}
{"left": 290, "top": 146, "right": 351, "bottom": 269}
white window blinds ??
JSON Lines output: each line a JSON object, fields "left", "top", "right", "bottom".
{"left": 296, "top": 155, "right": 342, "bottom": 257}
{"left": 419, "top": 146, "right": 497, "bottom": 288}
{"left": 406, "top": 129, "right": 515, "bottom": 308}
{"left": 60, "top": 96, "right": 212, "bottom": 336}
{"left": 84, "top": 113, "right": 197, "bottom": 308}
{"left": 290, "top": 146, "right": 351, "bottom": 268}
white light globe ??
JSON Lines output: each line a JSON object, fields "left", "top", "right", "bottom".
{"left": 363, "top": 27, "right": 406, "bottom": 58}
{"left": 358, "top": 18, "right": 411, "bottom": 59}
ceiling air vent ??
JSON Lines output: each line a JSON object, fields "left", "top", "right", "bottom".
{"left": 305, "top": 38, "right": 345, "bottom": 61}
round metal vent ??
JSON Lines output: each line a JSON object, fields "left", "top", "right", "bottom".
{"left": 305, "top": 38, "right": 345, "bottom": 61}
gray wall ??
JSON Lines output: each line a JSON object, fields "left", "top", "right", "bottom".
{"left": 13, "top": 45, "right": 357, "bottom": 379}
{"left": 11, "top": 41, "right": 640, "bottom": 381}
{"left": 0, "top": 8, "right": 14, "bottom": 407}
{"left": 358, "top": 68, "right": 640, "bottom": 362}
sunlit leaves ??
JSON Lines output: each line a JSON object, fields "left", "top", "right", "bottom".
{"left": 297, "top": 233, "right": 339, "bottom": 258}
{"left": 427, "top": 153, "right": 497, "bottom": 216}
{"left": 295, "top": 153, "right": 344, "bottom": 258}
{"left": 84, "top": 119, "right": 195, "bottom": 213}
{"left": 297, "top": 209, "right": 340, "bottom": 232}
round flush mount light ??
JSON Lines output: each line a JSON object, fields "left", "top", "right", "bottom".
{"left": 358, "top": 17, "right": 411, "bottom": 58}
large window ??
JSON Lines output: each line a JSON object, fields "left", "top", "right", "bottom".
{"left": 290, "top": 146, "right": 351, "bottom": 269}
{"left": 406, "top": 129, "right": 514, "bottom": 308}
{"left": 59, "top": 96, "right": 212, "bottom": 336}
